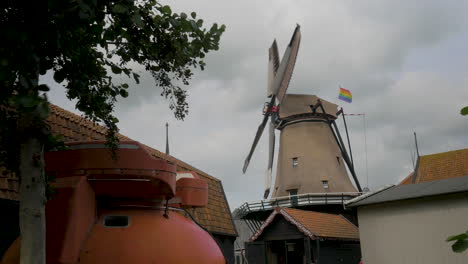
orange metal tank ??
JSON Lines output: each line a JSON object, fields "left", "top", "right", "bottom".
{"left": 1, "top": 141, "right": 225, "bottom": 264}
{"left": 79, "top": 209, "right": 224, "bottom": 264}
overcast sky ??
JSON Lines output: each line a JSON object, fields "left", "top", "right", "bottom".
{"left": 45, "top": 0, "right": 468, "bottom": 209}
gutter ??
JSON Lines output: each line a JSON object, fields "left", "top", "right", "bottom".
{"left": 345, "top": 185, "right": 394, "bottom": 208}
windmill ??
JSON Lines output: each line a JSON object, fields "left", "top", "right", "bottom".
{"left": 243, "top": 25, "right": 362, "bottom": 199}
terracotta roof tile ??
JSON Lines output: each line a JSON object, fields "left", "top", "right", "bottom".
{"left": 399, "top": 172, "right": 413, "bottom": 185}
{"left": 400, "top": 148, "right": 468, "bottom": 185}
{"left": 1, "top": 104, "right": 236, "bottom": 236}
{"left": 251, "top": 207, "right": 359, "bottom": 241}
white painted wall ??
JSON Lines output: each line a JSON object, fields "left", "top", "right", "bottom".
{"left": 357, "top": 193, "right": 468, "bottom": 264}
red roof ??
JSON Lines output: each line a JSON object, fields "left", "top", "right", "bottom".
{"left": 0, "top": 104, "right": 236, "bottom": 236}
{"left": 250, "top": 207, "right": 359, "bottom": 241}
{"left": 400, "top": 148, "right": 468, "bottom": 185}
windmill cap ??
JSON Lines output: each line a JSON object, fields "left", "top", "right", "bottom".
{"left": 279, "top": 94, "right": 338, "bottom": 119}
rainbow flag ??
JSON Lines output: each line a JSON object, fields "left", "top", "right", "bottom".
{"left": 338, "top": 87, "right": 352, "bottom": 103}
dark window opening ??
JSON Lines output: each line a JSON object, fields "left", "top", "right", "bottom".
{"left": 288, "top": 189, "right": 298, "bottom": 197}
{"left": 104, "top": 215, "right": 129, "bottom": 227}
{"left": 322, "top": 180, "right": 329, "bottom": 189}
{"left": 292, "top": 157, "right": 298, "bottom": 167}
{"left": 288, "top": 189, "right": 298, "bottom": 206}
{"left": 336, "top": 156, "right": 340, "bottom": 164}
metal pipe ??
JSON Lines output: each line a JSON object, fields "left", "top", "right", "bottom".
{"left": 331, "top": 120, "right": 362, "bottom": 191}
{"left": 340, "top": 108, "right": 354, "bottom": 167}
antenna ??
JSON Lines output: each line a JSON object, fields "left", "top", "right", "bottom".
{"left": 165, "top": 122, "right": 170, "bottom": 155}
{"left": 410, "top": 149, "right": 415, "bottom": 169}
{"left": 413, "top": 132, "right": 420, "bottom": 158}
{"left": 411, "top": 132, "right": 421, "bottom": 184}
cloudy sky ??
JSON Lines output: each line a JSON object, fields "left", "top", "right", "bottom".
{"left": 45, "top": 0, "right": 468, "bottom": 209}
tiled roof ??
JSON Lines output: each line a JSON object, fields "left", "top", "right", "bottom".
{"left": 251, "top": 207, "right": 359, "bottom": 241}
{"left": 399, "top": 172, "right": 413, "bottom": 185}
{"left": 0, "top": 104, "right": 236, "bottom": 236}
{"left": 400, "top": 148, "right": 468, "bottom": 185}
{"left": 0, "top": 168, "right": 18, "bottom": 201}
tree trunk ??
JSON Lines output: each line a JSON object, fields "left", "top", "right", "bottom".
{"left": 19, "top": 137, "right": 46, "bottom": 264}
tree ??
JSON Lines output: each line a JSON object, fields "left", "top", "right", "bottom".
{"left": 0, "top": 0, "right": 225, "bottom": 263}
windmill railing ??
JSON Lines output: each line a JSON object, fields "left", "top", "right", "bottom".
{"left": 235, "top": 192, "right": 362, "bottom": 218}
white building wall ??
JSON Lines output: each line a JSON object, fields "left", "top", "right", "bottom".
{"left": 358, "top": 194, "right": 468, "bottom": 264}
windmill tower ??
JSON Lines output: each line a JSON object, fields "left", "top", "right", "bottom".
{"left": 243, "top": 25, "right": 362, "bottom": 199}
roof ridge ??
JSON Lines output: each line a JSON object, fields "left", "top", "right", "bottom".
{"left": 278, "top": 208, "right": 317, "bottom": 239}
{"left": 421, "top": 148, "right": 468, "bottom": 158}
{"left": 49, "top": 104, "right": 220, "bottom": 182}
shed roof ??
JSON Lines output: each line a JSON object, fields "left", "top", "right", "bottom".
{"left": 250, "top": 207, "right": 359, "bottom": 241}
{"left": 347, "top": 175, "right": 468, "bottom": 207}
{"left": 400, "top": 148, "right": 468, "bottom": 185}
{"left": 0, "top": 104, "right": 236, "bottom": 236}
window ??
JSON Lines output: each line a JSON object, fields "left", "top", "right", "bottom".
{"left": 286, "top": 243, "right": 295, "bottom": 252}
{"left": 288, "top": 189, "right": 298, "bottom": 206}
{"left": 292, "top": 157, "right": 298, "bottom": 167}
{"left": 288, "top": 189, "right": 298, "bottom": 197}
{"left": 322, "top": 180, "right": 329, "bottom": 189}
{"left": 104, "top": 215, "right": 129, "bottom": 227}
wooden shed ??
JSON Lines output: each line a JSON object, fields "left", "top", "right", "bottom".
{"left": 246, "top": 207, "right": 361, "bottom": 264}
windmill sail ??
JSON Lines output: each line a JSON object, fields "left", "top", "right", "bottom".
{"left": 242, "top": 97, "right": 274, "bottom": 173}
{"left": 267, "top": 40, "right": 280, "bottom": 97}
{"left": 243, "top": 26, "right": 301, "bottom": 174}
{"left": 264, "top": 115, "right": 276, "bottom": 199}
{"left": 274, "top": 25, "right": 301, "bottom": 104}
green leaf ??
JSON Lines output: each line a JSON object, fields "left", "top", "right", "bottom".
{"left": 111, "top": 65, "right": 122, "bottom": 74}
{"left": 190, "top": 20, "right": 198, "bottom": 30}
{"left": 112, "top": 4, "right": 128, "bottom": 14}
{"left": 452, "top": 239, "right": 468, "bottom": 253}
{"left": 37, "top": 84, "right": 50, "bottom": 92}
{"left": 131, "top": 13, "right": 144, "bottom": 28}
{"left": 447, "top": 232, "right": 468, "bottom": 253}
{"left": 196, "top": 19, "right": 204, "bottom": 27}
{"left": 16, "top": 95, "right": 39, "bottom": 108}
{"left": 191, "top": 12, "right": 196, "bottom": 19}
{"left": 133, "top": 73, "right": 140, "bottom": 84}
{"left": 121, "top": 83, "right": 129, "bottom": 88}
{"left": 447, "top": 232, "right": 468, "bottom": 241}
{"left": 161, "top": 5, "right": 172, "bottom": 15}
{"left": 461, "top": 106, "right": 468, "bottom": 116}
{"left": 180, "top": 12, "right": 187, "bottom": 19}
{"left": 119, "top": 89, "right": 128, "bottom": 98}
{"left": 53, "top": 71, "right": 65, "bottom": 83}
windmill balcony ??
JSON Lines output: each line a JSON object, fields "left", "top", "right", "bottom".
{"left": 235, "top": 192, "right": 362, "bottom": 219}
